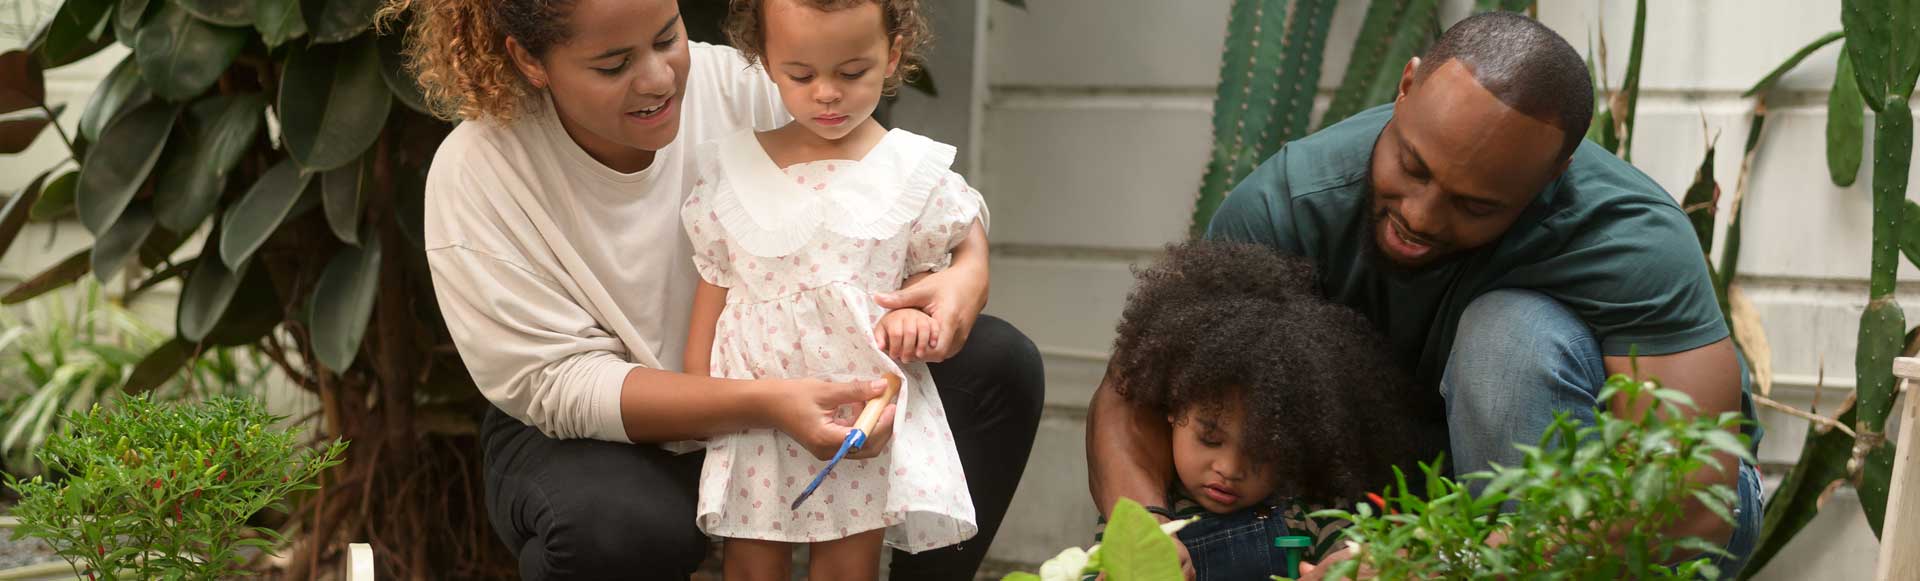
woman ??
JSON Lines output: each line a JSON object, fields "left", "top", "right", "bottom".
{"left": 382, "top": 0, "right": 1044, "bottom": 577}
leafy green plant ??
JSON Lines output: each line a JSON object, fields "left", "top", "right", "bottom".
{"left": 1000, "top": 498, "right": 1192, "bottom": 581}
{"left": 3, "top": 396, "right": 347, "bottom": 580}
{"left": 0, "top": 280, "right": 266, "bottom": 477}
{"left": 1314, "top": 373, "right": 1752, "bottom": 580}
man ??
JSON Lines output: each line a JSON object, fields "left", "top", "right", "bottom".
{"left": 1087, "top": 11, "right": 1762, "bottom": 578}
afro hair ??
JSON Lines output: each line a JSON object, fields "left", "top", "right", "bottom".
{"left": 1110, "top": 240, "right": 1447, "bottom": 503}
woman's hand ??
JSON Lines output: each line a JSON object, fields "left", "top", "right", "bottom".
{"left": 763, "top": 377, "right": 893, "bottom": 460}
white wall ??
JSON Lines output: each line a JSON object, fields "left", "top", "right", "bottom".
{"left": 976, "top": 0, "right": 1912, "bottom": 576}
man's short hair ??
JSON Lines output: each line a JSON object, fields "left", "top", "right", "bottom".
{"left": 1416, "top": 11, "right": 1594, "bottom": 160}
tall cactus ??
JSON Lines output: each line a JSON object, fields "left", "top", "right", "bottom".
{"left": 1747, "top": 1, "right": 1919, "bottom": 575}
{"left": 1319, "top": 0, "right": 1440, "bottom": 128}
{"left": 1188, "top": 0, "right": 1340, "bottom": 238}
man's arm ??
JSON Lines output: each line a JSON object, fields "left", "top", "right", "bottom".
{"left": 1604, "top": 337, "right": 1744, "bottom": 547}
{"left": 1087, "top": 360, "right": 1173, "bottom": 515}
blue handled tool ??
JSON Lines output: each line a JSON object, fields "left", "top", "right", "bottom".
{"left": 792, "top": 374, "right": 901, "bottom": 510}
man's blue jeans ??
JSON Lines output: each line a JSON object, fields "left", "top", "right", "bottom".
{"left": 1441, "top": 289, "right": 1763, "bottom": 576}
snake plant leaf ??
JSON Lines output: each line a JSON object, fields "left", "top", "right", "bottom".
{"left": 253, "top": 0, "right": 306, "bottom": 47}
{"left": 1681, "top": 138, "right": 1718, "bottom": 256}
{"left": 176, "top": 235, "right": 248, "bottom": 342}
{"left": 1746, "top": 407, "right": 1856, "bottom": 576}
{"left": 301, "top": 0, "right": 382, "bottom": 43}
{"left": 218, "top": 158, "right": 311, "bottom": 269}
{"left": 0, "top": 50, "right": 45, "bottom": 115}
{"left": 175, "top": 0, "right": 252, "bottom": 27}
{"left": 29, "top": 170, "right": 78, "bottom": 222}
{"left": 309, "top": 227, "right": 381, "bottom": 371}
{"left": 90, "top": 199, "right": 157, "bottom": 282}
{"left": 321, "top": 156, "right": 365, "bottom": 244}
{"left": 79, "top": 55, "right": 149, "bottom": 144}
{"left": 76, "top": 99, "right": 176, "bottom": 236}
{"left": 279, "top": 37, "right": 391, "bottom": 171}
{"left": 122, "top": 337, "right": 192, "bottom": 395}
{"left": 27, "top": 0, "right": 116, "bottom": 68}
{"left": 133, "top": 1, "right": 247, "bottom": 103}
{"left": 1321, "top": 0, "right": 1439, "bottom": 128}
{"left": 1743, "top": 30, "right": 1843, "bottom": 98}
{"left": 376, "top": 27, "right": 428, "bottom": 113}
{"left": 0, "top": 171, "right": 52, "bottom": 261}
{"left": 1191, "top": 0, "right": 1340, "bottom": 237}
{"left": 1859, "top": 440, "right": 1898, "bottom": 537}
{"left": 154, "top": 93, "right": 266, "bottom": 233}
{"left": 1829, "top": 48, "right": 1865, "bottom": 186}
{"left": 1, "top": 249, "right": 91, "bottom": 305}
{"left": 1616, "top": 0, "right": 1647, "bottom": 161}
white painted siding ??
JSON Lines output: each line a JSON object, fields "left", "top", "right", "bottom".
{"left": 978, "top": 0, "right": 1907, "bottom": 576}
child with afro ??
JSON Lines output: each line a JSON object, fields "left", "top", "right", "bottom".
{"left": 1103, "top": 240, "right": 1447, "bottom": 579}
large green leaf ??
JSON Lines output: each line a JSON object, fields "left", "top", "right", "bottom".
{"left": 176, "top": 235, "right": 247, "bottom": 342}
{"left": 321, "top": 156, "right": 365, "bottom": 244}
{"left": 1743, "top": 30, "right": 1843, "bottom": 98}
{"left": 154, "top": 93, "right": 265, "bottom": 232}
{"left": 90, "top": 199, "right": 157, "bottom": 282}
{"left": 301, "top": 0, "right": 382, "bottom": 44}
{"left": 309, "top": 228, "right": 380, "bottom": 371}
{"left": 122, "top": 338, "right": 192, "bottom": 395}
{"left": 218, "top": 158, "right": 311, "bottom": 268}
{"left": 1841, "top": 0, "right": 1920, "bottom": 109}
{"left": 1829, "top": 48, "right": 1865, "bottom": 187}
{"left": 0, "top": 107, "right": 55, "bottom": 154}
{"left": 0, "top": 50, "right": 45, "bottom": 114}
{"left": 203, "top": 261, "right": 282, "bottom": 346}
{"left": 1, "top": 249, "right": 90, "bottom": 305}
{"left": 76, "top": 99, "right": 176, "bottom": 236}
{"left": 252, "top": 0, "right": 306, "bottom": 48}
{"left": 114, "top": 0, "right": 153, "bottom": 48}
{"left": 27, "top": 0, "right": 116, "bottom": 68}
{"left": 0, "top": 171, "right": 51, "bottom": 261}
{"left": 279, "top": 37, "right": 391, "bottom": 171}
{"left": 377, "top": 27, "right": 429, "bottom": 114}
{"left": 79, "top": 55, "right": 150, "bottom": 144}
{"left": 28, "top": 170, "right": 78, "bottom": 221}
{"left": 176, "top": 0, "right": 252, "bottom": 27}
{"left": 134, "top": 1, "right": 247, "bottom": 103}
{"left": 136, "top": 221, "right": 186, "bottom": 267}
{"left": 1099, "top": 499, "right": 1182, "bottom": 581}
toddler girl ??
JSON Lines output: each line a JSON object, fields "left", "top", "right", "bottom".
{"left": 1106, "top": 240, "right": 1447, "bottom": 580}
{"left": 681, "top": 0, "right": 983, "bottom": 578}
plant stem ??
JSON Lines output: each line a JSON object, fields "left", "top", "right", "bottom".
{"left": 35, "top": 102, "right": 77, "bottom": 159}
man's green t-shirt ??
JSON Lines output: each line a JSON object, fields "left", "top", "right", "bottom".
{"left": 1205, "top": 104, "right": 1728, "bottom": 389}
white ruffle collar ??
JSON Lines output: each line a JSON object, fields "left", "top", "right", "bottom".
{"left": 707, "top": 128, "right": 956, "bottom": 258}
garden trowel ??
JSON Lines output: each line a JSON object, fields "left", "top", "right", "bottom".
{"left": 791, "top": 373, "right": 901, "bottom": 510}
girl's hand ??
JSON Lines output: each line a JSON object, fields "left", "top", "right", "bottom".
{"left": 874, "top": 308, "right": 940, "bottom": 362}
{"left": 874, "top": 263, "right": 987, "bottom": 363}
{"left": 844, "top": 399, "right": 896, "bottom": 460}
{"left": 766, "top": 378, "right": 890, "bottom": 460}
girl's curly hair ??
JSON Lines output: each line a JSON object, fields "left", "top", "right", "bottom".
{"left": 1111, "top": 241, "right": 1447, "bottom": 503}
{"left": 724, "top": 0, "right": 930, "bottom": 95}
{"left": 374, "top": 0, "right": 576, "bottom": 121}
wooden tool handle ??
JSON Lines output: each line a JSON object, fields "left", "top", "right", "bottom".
{"left": 853, "top": 373, "right": 902, "bottom": 435}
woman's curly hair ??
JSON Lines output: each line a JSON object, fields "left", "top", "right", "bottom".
{"left": 724, "top": 0, "right": 930, "bottom": 95}
{"left": 1111, "top": 241, "right": 1447, "bottom": 503}
{"left": 375, "top": 0, "right": 576, "bottom": 121}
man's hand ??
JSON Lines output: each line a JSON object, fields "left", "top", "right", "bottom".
{"left": 765, "top": 378, "right": 890, "bottom": 460}
{"left": 874, "top": 308, "right": 940, "bottom": 363}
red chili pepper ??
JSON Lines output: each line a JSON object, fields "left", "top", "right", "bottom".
{"left": 1366, "top": 492, "right": 1386, "bottom": 510}
{"left": 150, "top": 478, "right": 162, "bottom": 489}
{"left": 218, "top": 470, "right": 228, "bottom": 482}
{"left": 97, "top": 545, "right": 104, "bottom": 557}
{"left": 193, "top": 489, "right": 202, "bottom": 499}
{"left": 174, "top": 502, "right": 183, "bottom": 521}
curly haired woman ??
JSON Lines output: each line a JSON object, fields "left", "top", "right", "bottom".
{"left": 375, "top": 0, "right": 1044, "bottom": 577}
